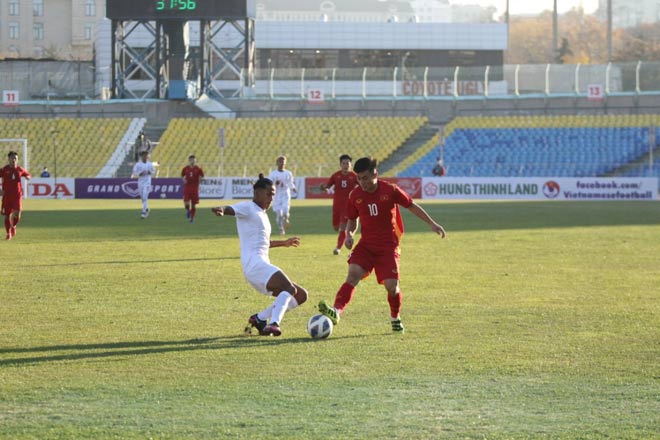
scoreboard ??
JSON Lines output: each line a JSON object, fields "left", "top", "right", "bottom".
{"left": 106, "top": 0, "right": 254, "bottom": 20}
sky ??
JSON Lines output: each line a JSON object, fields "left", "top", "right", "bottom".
{"left": 452, "top": 0, "right": 599, "bottom": 16}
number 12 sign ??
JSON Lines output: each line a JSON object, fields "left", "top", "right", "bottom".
{"left": 307, "top": 89, "right": 324, "bottom": 104}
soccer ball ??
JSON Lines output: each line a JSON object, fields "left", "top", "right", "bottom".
{"left": 307, "top": 314, "right": 333, "bottom": 339}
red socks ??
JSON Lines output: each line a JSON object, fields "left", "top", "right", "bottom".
{"left": 190, "top": 206, "right": 196, "bottom": 220}
{"left": 334, "top": 282, "right": 355, "bottom": 313}
{"left": 4, "top": 217, "right": 10, "bottom": 233}
{"left": 334, "top": 283, "right": 402, "bottom": 319}
{"left": 388, "top": 292, "right": 402, "bottom": 319}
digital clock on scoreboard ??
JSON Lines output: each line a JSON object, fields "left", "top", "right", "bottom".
{"left": 106, "top": 0, "right": 254, "bottom": 20}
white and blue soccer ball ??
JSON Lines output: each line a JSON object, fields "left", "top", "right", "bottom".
{"left": 307, "top": 314, "right": 333, "bottom": 339}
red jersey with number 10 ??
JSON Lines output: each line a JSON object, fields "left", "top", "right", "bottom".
{"left": 346, "top": 180, "right": 412, "bottom": 249}
{"left": 181, "top": 165, "right": 204, "bottom": 189}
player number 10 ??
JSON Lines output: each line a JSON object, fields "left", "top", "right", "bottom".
{"left": 156, "top": 0, "right": 197, "bottom": 10}
{"left": 368, "top": 203, "right": 378, "bottom": 217}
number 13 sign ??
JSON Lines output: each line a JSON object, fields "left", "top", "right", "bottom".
{"left": 586, "top": 84, "right": 604, "bottom": 101}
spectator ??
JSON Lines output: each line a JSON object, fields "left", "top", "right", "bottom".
{"left": 432, "top": 158, "right": 446, "bottom": 177}
{"left": 40, "top": 167, "right": 51, "bottom": 178}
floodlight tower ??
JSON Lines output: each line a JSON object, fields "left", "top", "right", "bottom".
{"left": 105, "top": 0, "right": 255, "bottom": 99}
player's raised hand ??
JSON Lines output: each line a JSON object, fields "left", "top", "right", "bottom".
{"left": 211, "top": 206, "right": 224, "bottom": 216}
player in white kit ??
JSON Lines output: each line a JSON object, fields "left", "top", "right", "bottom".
{"left": 268, "top": 156, "right": 297, "bottom": 235}
{"left": 211, "top": 174, "right": 308, "bottom": 336}
{"left": 131, "top": 150, "right": 156, "bottom": 219}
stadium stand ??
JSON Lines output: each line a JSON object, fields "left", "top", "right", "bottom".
{"left": 0, "top": 118, "right": 135, "bottom": 177}
{"left": 399, "top": 115, "right": 660, "bottom": 178}
{"left": 152, "top": 116, "right": 427, "bottom": 177}
{"left": 382, "top": 133, "right": 440, "bottom": 177}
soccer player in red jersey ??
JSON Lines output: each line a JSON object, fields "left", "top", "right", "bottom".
{"left": 1, "top": 151, "right": 31, "bottom": 240}
{"left": 318, "top": 157, "right": 445, "bottom": 333}
{"left": 181, "top": 154, "right": 205, "bottom": 223}
{"left": 319, "top": 154, "right": 358, "bottom": 255}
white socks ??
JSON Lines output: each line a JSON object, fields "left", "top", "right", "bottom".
{"left": 257, "top": 293, "right": 299, "bottom": 324}
{"left": 270, "top": 291, "right": 293, "bottom": 325}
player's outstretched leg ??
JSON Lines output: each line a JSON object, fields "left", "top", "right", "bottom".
{"left": 4, "top": 216, "right": 11, "bottom": 240}
{"left": 334, "top": 230, "right": 346, "bottom": 254}
{"left": 318, "top": 300, "right": 340, "bottom": 325}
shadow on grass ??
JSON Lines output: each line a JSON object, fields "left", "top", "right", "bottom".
{"left": 26, "top": 256, "right": 238, "bottom": 268}
{"left": 0, "top": 334, "right": 365, "bottom": 366}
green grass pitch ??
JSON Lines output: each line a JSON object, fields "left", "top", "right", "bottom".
{"left": 1, "top": 198, "right": 659, "bottom": 439}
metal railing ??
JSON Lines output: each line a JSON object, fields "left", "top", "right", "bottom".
{"left": 2, "top": 61, "right": 660, "bottom": 102}
{"left": 230, "top": 62, "right": 660, "bottom": 100}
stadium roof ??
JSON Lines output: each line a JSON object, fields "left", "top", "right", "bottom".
{"left": 256, "top": 0, "right": 415, "bottom": 14}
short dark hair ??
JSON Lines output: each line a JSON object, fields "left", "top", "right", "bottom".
{"left": 188, "top": 154, "right": 196, "bottom": 159}
{"left": 339, "top": 154, "right": 352, "bottom": 163}
{"left": 8, "top": 151, "right": 18, "bottom": 158}
{"left": 254, "top": 173, "right": 273, "bottom": 190}
{"left": 353, "top": 157, "right": 377, "bottom": 174}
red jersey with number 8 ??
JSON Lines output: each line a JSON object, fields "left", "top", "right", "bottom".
{"left": 346, "top": 180, "right": 412, "bottom": 249}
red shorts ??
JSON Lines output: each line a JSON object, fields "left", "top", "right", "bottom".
{"left": 183, "top": 188, "right": 199, "bottom": 204}
{"left": 348, "top": 241, "right": 400, "bottom": 284}
{"left": 1, "top": 196, "right": 21, "bottom": 216}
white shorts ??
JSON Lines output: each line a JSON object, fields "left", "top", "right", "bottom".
{"left": 272, "top": 198, "right": 290, "bottom": 217}
{"left": 138, "top": 183, "right": 151, "bottom": 200}
{"left": 242, "top": 257, "right": 281, "bottom": 296}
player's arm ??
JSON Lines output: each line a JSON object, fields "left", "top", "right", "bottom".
{"left": 407, "top": 202, "right": 446, "bottom": 238}
{"left": 22, "top": 170, "right": 31, "bottom": 181}
{"left": 344, "top": 217, "right": 359, "bottom": 249}
{"left": 320, "top": 176, "right": 333, "bottom": 192}
{"left": 131, "top": 164, "right": 142, "bottom": 178}
{"left": 211, "top": 206, "right": 235, "bottom": 217}
{"left": 270, "top": 236, "right": 301, "bottom": 248}
{"left": 290, "top": 175, "right": 298, "bottom": 193}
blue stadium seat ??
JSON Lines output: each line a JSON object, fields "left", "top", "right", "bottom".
{"left": 399, "top": 125, "right": 656, "bottom": 178}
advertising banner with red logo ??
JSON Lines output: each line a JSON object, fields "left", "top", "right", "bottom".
{"left": 305, "top": 177, "right": 333, "bottom": 199}
{"left": 422, "top": 177, "right": 658, "bottom": 200}
{"left": 382, "top": 177, "right": 422, "bottom": 198}
{"left": 27, "top": 178, "right": 75, "bottom": 199}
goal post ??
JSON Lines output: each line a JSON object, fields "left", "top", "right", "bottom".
{"left": 0, "top": 138, "right": 29, "bottom": 197}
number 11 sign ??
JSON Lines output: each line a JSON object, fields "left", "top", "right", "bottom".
{"left": 3, "top": 90, "right": 20, "bottom": 106}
